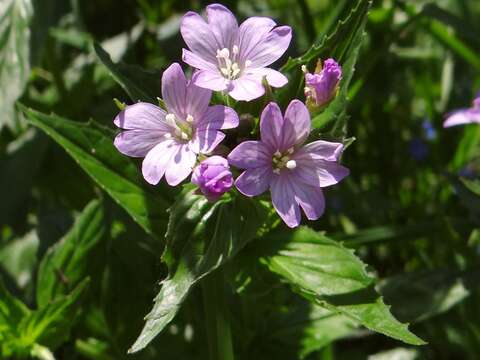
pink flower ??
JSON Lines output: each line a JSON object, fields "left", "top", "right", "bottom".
{"left": 444, "top": 95, "right": 480, "bottom": 127}
{"left": 303, "top": 58, "right": 342, "bottom": 108}
{"left": 113, "top": 63, "right": 239, "bottom": 186}
{"left": 192, "top": 156, "right": 233, "bottom": 201}
{"left": 228, "top": 100, "right": 349, "bottom": 228}
{"left": 180, "top": 3, "right": 292, "bottom": 101}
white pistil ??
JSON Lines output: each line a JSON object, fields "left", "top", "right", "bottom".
{"left": 286, "top": 160, "right": 297, "bottom": 169}
{"left": 180, "top": 132, "right": 189, "bottom": 140}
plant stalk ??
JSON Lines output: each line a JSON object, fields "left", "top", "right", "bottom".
{"left": 202, "top": 269, "right": 235, "bottom": 360}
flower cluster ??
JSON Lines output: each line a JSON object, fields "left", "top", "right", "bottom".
{"left": 113, "top": 3, "right": 349, "bottom": 228}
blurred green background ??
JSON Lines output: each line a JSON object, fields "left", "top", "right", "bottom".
{"left": 1, "top": 0, "right": 480, "bottom": 359}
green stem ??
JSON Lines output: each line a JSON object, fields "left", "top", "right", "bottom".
{"left": 202, "top": 269, "right": 235, "bottom": 360}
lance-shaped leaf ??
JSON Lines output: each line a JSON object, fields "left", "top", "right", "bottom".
{"left": 129, "top": 188, "right": 269, "bottom": 353}
{"left": 20, "top": 105, "right": 171, "bottom": 236}
{"left": 0, "top": 0, "right": 33, "bottom": 131}
{"left": 94, "top": 43, "right": 161, "bottom": 104}
{"left": 36, "top": 199, "right": 108, "bottom": 307}
{"left": 259, "top": 227, "right": 426, "bottom": 346}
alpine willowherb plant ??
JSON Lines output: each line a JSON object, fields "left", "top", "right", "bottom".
{"left": 228, "top": 100, "right": 349, "bottom": 227}
{"left": 180, "top": 3, "right": 292, "bottom": 101}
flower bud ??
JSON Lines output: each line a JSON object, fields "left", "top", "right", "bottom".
{"left": 191, "top": 156, "right": 233, "bottom": 201}
{"left": 303, "top": 58, "right": 342, "bottom": 109}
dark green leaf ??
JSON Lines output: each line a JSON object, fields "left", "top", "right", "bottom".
{"left": 20, "top": 105, "right": 170, "bottom": 236}
{"left": 18, "top": 278, "right": 90, "bottom": 350}
{"left": 0, "top": 0, "right": 33, "bottom": 130}
{"left": 94, "top": 42, "right": 161, "bottom": 104}
{"left": 260, "top": 227, "right": 426, "bottom": 346}
{"left": 36, "top": 199, "right": 108, "bottom": 307}
{"left": 129, "top": 188, "right": 269, "bottom": 353}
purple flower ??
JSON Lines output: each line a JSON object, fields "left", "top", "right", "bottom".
{"left": 228, "top": 100, "right": 349, "bottom": 228}
{"left": 113, "top": 63, "right": 239, "bottom": 186}
{"left": 444, "top": 95, "right": 480, "bottom": 127}
{"left": 180, "top": 3, "right": 292, "bottom": 102}
{"left": 192, "top": 156, "right": 233, "bottom": 201}
{"left": 303, "top": 58, "right": 342, "bottom": 108}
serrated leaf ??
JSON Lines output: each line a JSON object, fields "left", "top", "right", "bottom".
{"left": 20, "top": 105, "right": 170, "bottom": 236}
{"left": 260, "top": 227, "right": 426, "bottom": 346}
{"left": 94, "top": 42, "right": 161, "bottom": 104}
{"left": 36, "top": 199, "right": 108, "bottom": 307}
{"left": 281, "top": 0, "right": 371, "bottom": 72}
{"left": 129, "top": 188, "right": 269, "bottom": 353}
{"left": 0, "top": 0, "right": 33, "bottom": 130}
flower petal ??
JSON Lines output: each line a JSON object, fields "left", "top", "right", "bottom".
{"left": 246, "top": 68, "right": 288, "bottom": 88}
{"left": 282, "top": 99, "right": 311, "bottom": 149}
{"left": 186, "top": 80, "right": 212, "bottom": 119}
{"left": 181, "top": 11, "right": 218, "bottom": 64}
{"left": 271, "top": 173, "right": 301, "bottom": 228}
{"left": 228, "top": 75, "right": 265, "bottom": 101}
{"left": 247, "top": 26, "right": 292, "bottom": 68}
{"left": 114, "top": 130, "right": 163, "bottom": 157}
{"left": 162, "top": 63, "right": 187, "bottom": 118}
{"left": 197, "top": 105, "right": 239, "bottom": 130}
{"left": 142, "top": 139, "right": 179, "bottom": 185}
{"left": 190, "top": 129, "right": 225, "bottom": 154}
{"left": 228, "top": 140, "right": 272, "bottom": 169}
{"left": 444, "top": 109, "right": 480, "bottom": 127}
{"left": 235, "top": 167, "right": 272, "bottom": 197}
{"left": 291, "top": 181, "right": 325, "bottom": 220}
{"left": 113, "top": 102, "right": 168, "bottom": 130}
{"left": 206, "top": 4, "right": 238, "bottom": 49}
{"left": 238, "top": 17, "right": 277, "bottom": 62}
{"left": 182, "top": 49, "right": 217, "bottom": 72}
{"left": 165, "top": 144, "right": 197, "bottom": 186}
{"left": 293, "top": 158, "right": 349, "bottom": 188}
{"left": 192, "top": 70, "right": 228, "bottom": 91}
{"left": 260, "top": 102, "right": 284, "bottom": 151}
{"left": 294, "top": 140, "right": 344, "bottom": 161}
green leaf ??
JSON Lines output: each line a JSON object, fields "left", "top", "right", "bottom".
{"left": 380, "top": 268, "right": 480, "bottom": 323}
{"left": 281, "top": 0, "right": 371, "bottom": 72}
{"left": 129, "top": 188, "right": 269, "bottom": 353}
{"left": 0, "top": 278, "right": 30, "bottom": 331}
{"left": 260, "top": 227, "right": 426, "bottom": 346}
{"left": 20, "top": 105, "right": 170, "bottom": 236}
{"left": 18, "top": 278, "right": 90, "bottom": 350}
{"left": 0, "top": 0, "right": 33, "bottom": 130}
{"left": 269, "top": 302, "right": 358, "bottom": 359}
{"left": 36, "top": 199, "right": 108, "bottom": 307}
{"left": 94, "top": 42, "right": 161, "bottom": 104}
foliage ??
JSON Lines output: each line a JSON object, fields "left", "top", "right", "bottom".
{"left": 1, "top": 0, "right": 480, "bottom": 359}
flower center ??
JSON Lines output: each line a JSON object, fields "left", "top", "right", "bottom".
{"left": 272, "top": 148, "right": 296, "bottom": 174}
{"left": 165, "top": 113, "right": 193, "bottom": 141}
{"left": 216, "top": 46, "right": 251, "bottom": 82}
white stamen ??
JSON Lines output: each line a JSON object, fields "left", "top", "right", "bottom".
{"left": 220, "top": 67, "right": 230, "bottom": 76}
{"left": 273, "top": 168, "right": 281, "bottom": 174}
{"left": 166, "top": 113, "right": 176, "bottom": 126}
{"left": 274, "top": 151, "right": 282, "bottom": 157}
{"left": 286, "top": 160, "right": 297, "bottom": 169}
{"left": 181, "top": 132, "right": 189, "bottom": 140}
{"left": 232, "top": 45, "right": 239, "bottom": 54}
{"left": 164, "top": 133, "right": 172, "bottom": 139}
{"left": 287, "top": 147, "right": 294, "bottom": 154}
{"left": 186, "top": 114, "right": 194, "bottom": 123}
{"left": 245, "top": 60, "right": 252, "bottom": 68}
{"left": 216, "top": 48, "right": 230, "bottom": 58}
{"left": 281, "top": 156, "right": 290, "bottom": 162}
{"left": 301, "top": 65, "right": 307, "bottom": 73}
